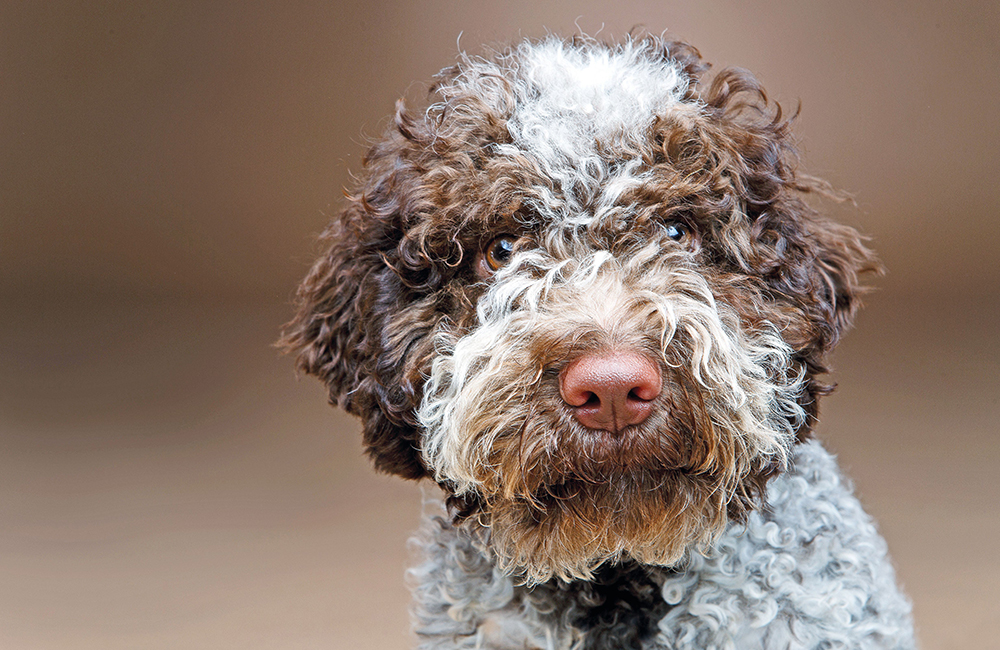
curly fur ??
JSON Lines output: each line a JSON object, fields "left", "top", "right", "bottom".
{"left": 418, "top": 239, "right": 806, "bottom": 582}
{"left": 281, "top": 33, "right": 911, "bottom": 648}
{"left": 410, "top": 441, "right": 914, "bottom": 649}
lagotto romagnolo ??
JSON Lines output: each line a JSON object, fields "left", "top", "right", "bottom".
{"left": 282, "top": 34, "right": 916, "bottom": 649}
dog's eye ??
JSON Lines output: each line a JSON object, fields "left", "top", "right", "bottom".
{"left": 485, "top": 235, "right": 517, "bottom": 271}
{"left": 665, "top": 222, "right": 689, "bottom": 242}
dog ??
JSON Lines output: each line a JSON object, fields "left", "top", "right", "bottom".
{"left": 282, "top": 34, "right": 916, "bottom": 649}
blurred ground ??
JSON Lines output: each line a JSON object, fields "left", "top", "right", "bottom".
{"left": 0, "top": 289, "right": 997, "bottom": 649}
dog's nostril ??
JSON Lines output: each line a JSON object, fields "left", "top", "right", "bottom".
{"left": 628, "top": 388, "right": 651, "bottom": 402}
{"left": 559, "top": 351, "right": 662, "bottom": 433}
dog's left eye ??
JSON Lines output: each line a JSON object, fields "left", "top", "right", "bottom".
{"left": 485, "top": 235, "right": 517, "bottom": 270}
{"left": 665, "top": 222, "right": 689, "bottom": 242}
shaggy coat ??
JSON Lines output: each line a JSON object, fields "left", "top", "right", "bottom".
{"left": 283, "top": 35, "right": 914, "bottom": 648}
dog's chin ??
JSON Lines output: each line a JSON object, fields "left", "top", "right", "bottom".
{"left": 444, "top": 404, "right": 783, "bottom": 585}
{"left": 474, "top": 466, "right": 732, "bottom": 585}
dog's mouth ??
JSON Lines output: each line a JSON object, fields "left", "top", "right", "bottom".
{"left": 476, "top": 457, "right": 735, "bottom": 584}
{"left": 548, "top": 423, "right": 689, "bottom": 471}
{"left": 487, "top": 412, "right": 733, "bottom": 523}
{"left": 520, "top": 429, "right": 692, "bottom": 494}
{"left": 475, "top": 369, "right": 727, "bottom": 500}
{"left": 520, "top": 466, "right": 683, "bottom": 513}
{"left": 448, "top": 410, "right": 754, "bottom": 584}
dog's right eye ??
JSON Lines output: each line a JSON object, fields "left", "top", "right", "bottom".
{"left": 476, "top": 235, "right": 518, "bottom": 279}
{"left": 485, "top": 236, "right": 516, "bottom": 270}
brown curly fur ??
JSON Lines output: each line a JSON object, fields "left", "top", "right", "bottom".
{"left": 280, "top": 35, "right": 879, "bottom": 580}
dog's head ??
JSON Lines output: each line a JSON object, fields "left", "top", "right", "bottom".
{"left": 282, "top": 36, "right": 878, "bottom": 583}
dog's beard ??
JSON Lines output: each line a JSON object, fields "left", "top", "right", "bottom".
{"left": 418, "top": 240, "right": 805, "bottom": 583}
{"left": 485, "top": 469, "right": 726, "bottom": 584}
{"left": 475, "top": 359, "right": 748, "bottom": 584}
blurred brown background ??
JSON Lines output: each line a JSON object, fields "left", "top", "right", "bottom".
{"left": 1, "top": 1, "right": 997, "bottom": 648}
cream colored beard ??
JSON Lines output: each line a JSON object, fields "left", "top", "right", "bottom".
{"left": 418, "top": 239, "right": 805, "bottom": 582}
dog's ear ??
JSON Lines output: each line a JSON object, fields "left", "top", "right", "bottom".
{"left": 799, "top": 213, "right": 881, "bottom": 348}
{"left": 724, "top": 195, "right": 880, "bottom": 441}
{"left": 282, "top": 214, "right": 369, "bottom": 406}
{"left": 280, "top": 131, "right": 432, "bottom": 480}
{"left": 699, "top": 67, "right": 881, "bottom": 351}
{"left": 694, "top": 66, "right": 880, "bottom": 443}
{"left": 740, "top": 192, "right": 881, "bottom": 357}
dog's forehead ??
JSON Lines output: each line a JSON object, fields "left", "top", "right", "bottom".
{"left": 439, "top": 38, "right": 700, "bottom": 227}
{"left": 503, "top": 38, "right": 689, "bottom": 162}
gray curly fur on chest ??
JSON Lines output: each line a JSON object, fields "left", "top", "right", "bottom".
{"left": 409, "top": 441, "right": 915, "bottom": 649}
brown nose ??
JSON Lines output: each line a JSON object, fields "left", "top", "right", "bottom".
{"left": 559, "top": 350, "right": 662, "bottom": 433}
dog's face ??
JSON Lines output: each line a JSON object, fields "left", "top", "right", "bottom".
{"left": 283, "top": 37, "right": 877, "bottom": 583}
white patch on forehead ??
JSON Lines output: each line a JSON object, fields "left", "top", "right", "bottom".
{"left": 505, "top": 38, "right": 688, "bottom": 164}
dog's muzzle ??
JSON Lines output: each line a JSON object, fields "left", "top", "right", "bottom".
{"left": 416, "top": 236, "right": 808, "bottom": 581}
{"left": 419, "top": 237, "right": 805, "bottom": 496}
